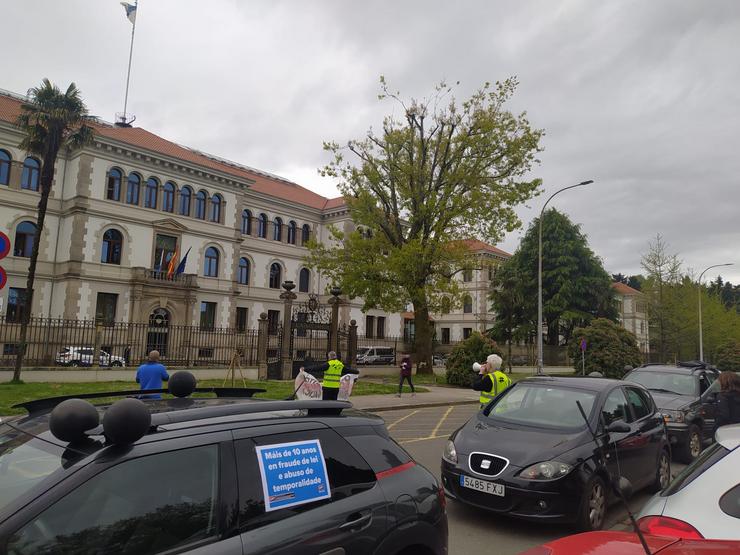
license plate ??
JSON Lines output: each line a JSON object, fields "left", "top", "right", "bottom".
{"left": 460, "top": 475, "right": 505, "bottom": 496}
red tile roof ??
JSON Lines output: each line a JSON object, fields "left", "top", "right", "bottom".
{"left": 611, "top": 282, "right": 642, "bottom": 295}
{"left": 323, "top": 196, "right": 347, "bottom": 210}
{"left": 461, "top": 239, "right": 511, "bottom": 258}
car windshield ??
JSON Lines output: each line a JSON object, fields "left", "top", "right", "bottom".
{"left": 485, "top": 383, "right": 597, "bottom": 430}
{"left": 356, "top": 348, "right": 369, "bottom": 356}
{"left": 0, "top": 422, "right": 67, "bottom": 513}
{"left": 625, "top": 371, "right": 697, "bottom": 396}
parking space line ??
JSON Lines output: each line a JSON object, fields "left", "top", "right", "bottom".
{"left": 386, "top": 409, "right": 421, "bottom": 430}
{"left": 399, "top": 434, "right": 447, "bottom": 445}
{"left": 431, "top": 406, "right": 454, "bottom": 438}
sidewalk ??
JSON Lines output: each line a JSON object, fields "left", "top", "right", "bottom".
{"left": 351, "top": 385, "right": 479, "bottom": 412}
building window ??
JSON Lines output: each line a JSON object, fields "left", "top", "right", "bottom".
{"left": 463, "top": 328, "right": 472, "bottom": 339}
{"left": 377, "top": 316, "right": 386, "bottom": 339}
{"left": 204, "top": 247, "right": 219, "bottom": 277}
{"left": 640, "top": 321, "right": 645, "bottom": 335}
{"left": 210, "top": 194, "right": 222, "bottom": 223}
{"left": 179, "top": 185, "right": 191, "bottom": 215}
{"left": 21, "top": 157, "right": 40, "bottom": 191}
{"left": 441, "top": 328, "right": 450, "bottom": 344}
{"left": 269, "top": 263, "right": 282, "bottom": 289}
{"left": 273, "top": 217, "right": 283, "bottom": 241}
{"left": 238, "top": 257, "right": 250, "bottom": 285}
{"left": 241, "top": 210, "right": 251, "bottom": 235}
{"left": 287, "top": 221, "right": 297, "bottom": 244}
{"left": 195, "top": 191, "right": 207, "bottom": 219}
{"left": 463, "top": 268, "right": 473, "bottom": 282}
{"left": 463, "top": 295, "right": 473, "bottom": 314}
{"left": 366, "top": 315, "right": 375, "bottom": 339}
{"left": 0, "top": 149, "right": 10, "bottom": 185}
{"left": 236, "top": 307, "right": 248, "bottom": 332}
{"left": 298, "top": 268, "right": 310, "bottom": 292}
{"left": 14, "top": 221, "right": 37, "bottom": 258}
{"left": 162, "top": 182, "right": 175, "bottom": 213}
{"left": 106, "top": 168, "right": 122, "bottom": 200}
{"left": 267, "top": 309, "right": 280, "bottom": 335}
{"left": 101, "top": 229, "right": 123, "bottom": 265}
{"left": 154, "top": 234, "right": 177, "bottom": 271}
{"left": 441, "top": 297, "right": 451, "bottom": 315}
{"left": 200, "top": 301, "right": 217, "bottom": 330}
{"left": 258, "top": 213, "right": 268, "bottom": 238}
{"left": 95, "top": 292, "right": 118, "bottom": 325}
{"left": 6, "top": 288, "right": 27, "bottom": 322}
{"left": 301, "top": 224, "right": 310, "bottom": 245}
{"left": 198, "top": 347, "right": 214, "bottom": 358}
{"left": 126, "top": 172, "right": 140, "bottom": 205}
{"left": 145, "top": 177, "right": 158, "bottom": 209}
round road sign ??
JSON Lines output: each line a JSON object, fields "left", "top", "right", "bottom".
{"left": 0, "top": 231, "right": 10, "bottom": 260}
{"left": 0, "top": 267, "right": 7, "bottom": 290}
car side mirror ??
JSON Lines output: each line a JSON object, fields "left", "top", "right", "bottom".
{"left": 704, "top": 391, "right": 719, "bottom": 404}
{"left": 606, "top": 421, "right": 631, "bottom": 433}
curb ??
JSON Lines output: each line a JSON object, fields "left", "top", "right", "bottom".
{"left": 355, "top": 399, "right": 480, "bottom": 413}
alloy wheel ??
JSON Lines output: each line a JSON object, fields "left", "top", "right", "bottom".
{"left": 658, "top": 453, "right": 670, "bottom": 489}
{"left": 588, "top": 482, "right": 605, "bottom": 529}
{"left": 690, "top": 432, "right": 701, "bottom": 458}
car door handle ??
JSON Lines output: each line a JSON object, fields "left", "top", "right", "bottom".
{"left": 339, "top": 511, "right": 372, "bottom": 531}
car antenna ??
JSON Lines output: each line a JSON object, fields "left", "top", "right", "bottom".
{"left": 575, "top": 400, "right": 652, "bottom": 555}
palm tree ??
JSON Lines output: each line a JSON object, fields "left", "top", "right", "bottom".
{"left": 12, "top": 79, "right": 94, "bottom": 381}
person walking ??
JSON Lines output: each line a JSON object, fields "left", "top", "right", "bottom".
{"left": 135, "top": 350, "right": 170, "bottom": 399}
{"left": 397, "top": 355, "right": 415, "bottom": 398}
{"left": 715, "top": 371, "right": 740, "bottom": 429}
{"left": 301, "top": 351, "right": 359, "bottom": 401}
{"left": 472, "top": 354, "right": 511, "bottom": 408}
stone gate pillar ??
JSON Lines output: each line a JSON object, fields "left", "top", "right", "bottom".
{"left": 328, "top": 286, "right": 343, "bottom": 356}
{"left": 257, "top": 312, "right": 268, "bottom": 380}
{"left": 279, "top": 281, "right": 297, "bottom": 380}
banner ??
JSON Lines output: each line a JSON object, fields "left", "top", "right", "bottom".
{"left": 294, "top": 370, "right": 322, "bottom": 400}
{"left": 338, "top": 374, "right": 358, "bottom": 401}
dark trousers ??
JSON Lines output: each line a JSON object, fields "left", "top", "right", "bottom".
{"left": 322, "top": 386, "right": 339, "bottom": 401}
{"left": 399, "top": 375, "right": 415, "bottom": 393}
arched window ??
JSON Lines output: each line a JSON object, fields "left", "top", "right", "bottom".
{"left": 441, "top": 297, "right": 452, "bottom": 315}
{"left": 204, "top": 247, "right": 219, "bottom": 277}
{"left": 21, "top": 157, "right": 40, "bottom": 191}
{"left": 463, "top": 295, "right": 473, "bottom": 314}
{"left": 299, "top": 268, "right": 310, "bottom": 293}
{"left": 0, "top": 149, "right": 11, "bottom": 185}
{"left": 241, "top": 209, "right": 252, "bottom": 235}
{"left": 287, "top": 221, "right": 297, "bottom": 244}
{"left": 126, "top": 173, "right": 140, "bottom": 205}
{"left": 273, "top": 217, "right": 283, "bottom": 241}
{"left": 301, "top": 224, "right": 311, "bottom": 245}
{"left": 144, "top": 177, "right": 158, "bottom": 209}
{"left": 269, "top": 263, "right": 282, "bottom": 289}
{"left": 106, "top": 168, "right": 122, "bottom": 201}
{"left": 258, "top": 213, "right": 268, "bottom": 238}
{"left": 162, "top": 182, "right": 175, "bottom": 213}
{"left": 238, "top": 257, "right": 250, "bottom": 285}
{"left": 14, "top": 221, "right": 37, "bottom": 258}
{"left": 195, "top": 191, "right": 207, "bottom": 220}
{"left": 101, "top": 229, "right": 123, "bottom": 265}
{"left": 210, "top": 194, "right": 222, "bottom": 223}
{"left": 179, "top": 186, "right": 192, "bottom": 216}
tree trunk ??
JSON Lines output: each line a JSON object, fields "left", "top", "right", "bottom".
{"left": 412, "top": 295, "right": 433, "bottom": 376}
{"left": 13, "top": 147, "right": 58, "bottom": 381}
{"left": 507, "top": 333, "right": 512, "bottom": 373}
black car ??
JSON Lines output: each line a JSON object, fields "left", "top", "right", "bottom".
{"left": 441, "top": 376, "right": 670, "bottom": 531}
{"left": 0, "top": 375, "right": 447, "bottom": 555}
{"left": 624, "top": 362, "right": 720, "bottom": 463}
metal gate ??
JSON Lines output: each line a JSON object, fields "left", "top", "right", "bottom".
{"left": 290, "top": 295, "right": 331, "bottom": 376}
{"left": 266, "top": 325, "right": 283, "bottom": 380}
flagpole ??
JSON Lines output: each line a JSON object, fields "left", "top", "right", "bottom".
{"left": 122, "top": 0, "right": 138, "bottom": 122}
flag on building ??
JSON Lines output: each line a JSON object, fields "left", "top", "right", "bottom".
{"left": 120, "top": 2, "right": 137, "bottom": 24}
{"left": 175, "top": 247, "right": 191, "bottom": 275}
{"left": 166, "top": 246, "right": 179, "bottom": 279}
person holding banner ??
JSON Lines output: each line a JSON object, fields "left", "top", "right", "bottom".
{"left": 301, "top": 351, "right": 359, "bottom": 401}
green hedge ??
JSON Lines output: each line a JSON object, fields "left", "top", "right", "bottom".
{"left": 445, "top": 332, "right": 504, "bottom": 386}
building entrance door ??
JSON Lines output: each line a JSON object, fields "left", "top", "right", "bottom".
{"left": 147, "top": 308, "right": 170, "bottom": 357}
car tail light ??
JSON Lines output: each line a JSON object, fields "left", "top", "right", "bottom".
{"left": 437, "top": 483, "right": 446, "bottom": 510}
{"left": 637, "top": 515, "right": 704, "bottom": 539}
{"left": 375, "top": 460, "right": 416, "bottom": 480}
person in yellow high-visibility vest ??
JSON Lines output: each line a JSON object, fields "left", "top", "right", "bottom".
{"left": 301, "top": 351, "right": 359, "bottom": 400}
{"left": 471, "top": 354, "right": 511, "bottom": 408}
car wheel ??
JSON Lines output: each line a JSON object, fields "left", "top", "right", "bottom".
{"left": 649, "top": 449, "right": 671, "bottom": 493}
{"left": 576, "top": 476, "right": 607, "bottom": 532}
{"left": 111, "top": 361, "right": 122, "bottom": 367}
{"left": 677, "top": 425, "right": 702, "bottom": 464}
{"left": 70, "top": 361, "right": 80, "bottom": 367}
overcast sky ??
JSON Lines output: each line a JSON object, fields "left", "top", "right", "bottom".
{"left": 2, "top": 1, "right": 739, "bottom": 282}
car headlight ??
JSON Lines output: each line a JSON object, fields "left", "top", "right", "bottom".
{"left": 661, "top": 410, "right": 685, "bottom": 423}
{"left": 520, "top": 461, "right": 572, "bottom": 481}
{"left": 442, "top": 440, "right": 458, "bottom": 464}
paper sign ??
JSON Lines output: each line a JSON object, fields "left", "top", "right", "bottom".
{"left": 256, "top": 439, "right": 331, "bottom": 512}
{"left": 294, "top": 370, "right": 322, "bottom": 400}
{"left": 338, "top": 374, "right": 358, "bottom": 401}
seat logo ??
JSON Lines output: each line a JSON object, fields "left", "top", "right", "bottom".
{"left": 480, "top": 459, "right": 491, "bottom": 470}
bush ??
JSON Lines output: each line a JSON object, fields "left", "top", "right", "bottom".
{"left": 568, "top": 318, "right": 642, "bottom": 379}
{"left": 445, "top": 332, "right": 503, "bottom": 387}
{"left": 713, "top": 339, "right": 740, "bottom": 371}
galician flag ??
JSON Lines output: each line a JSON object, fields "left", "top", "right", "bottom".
{"left": 120, "top": 2, "right": 137, "bottom": 24}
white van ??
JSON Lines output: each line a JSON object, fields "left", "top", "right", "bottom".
{"left": 356, "top": 346, "right": 396, "bottom": 365}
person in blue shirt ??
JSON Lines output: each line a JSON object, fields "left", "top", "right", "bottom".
{"left": 136, "top": 350, "right": 170, "bottom": 399}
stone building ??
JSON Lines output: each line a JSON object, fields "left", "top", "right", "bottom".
{"left": 611, "top": 281, "right": 650, "bottom": 353}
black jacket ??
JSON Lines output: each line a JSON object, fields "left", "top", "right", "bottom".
{"left": 716, "top": 390, "right": 740, "bottom": 428}
{"left": 472, "top": 374, "right": 494, "bottom": 393}
{"left": 303, "top": 361, "right": 359, "bottom": 376}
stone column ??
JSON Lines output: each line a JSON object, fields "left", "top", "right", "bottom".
{"left": 279, "top": 281, "right": 297, "bottom": 379}
{"left": 8, "top": 160, "right": 23, "bottom": 190}
{"left": 348, "top": 319, "right": 358, "bottom": 368}
{"left": 257, "top": 312, "right": 268, "bottom": 380}
{"left": 328, "top": 286, "right": 343, "bottom": 356}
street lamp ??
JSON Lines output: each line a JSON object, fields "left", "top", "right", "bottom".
{"left": 697, "top": 262, "right": 733, "bottom": 361}
{"left": 537, "top": 180, "right": 594, "bottom": 375}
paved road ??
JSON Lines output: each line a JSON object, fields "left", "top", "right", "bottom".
{"left": 377, "top": 405, "right": 685, "bottom": 555}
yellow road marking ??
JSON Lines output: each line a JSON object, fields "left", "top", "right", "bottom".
{"left": 387, "top": 409, "right": 421, "bottom": 430}
{"left": 431, "top": 406, "right": 454, "bottom": 438}
{"left": 399, "top": 434, "right": 448, "bottom": 445}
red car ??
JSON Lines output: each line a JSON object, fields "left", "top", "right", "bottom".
{"left": 519, "top": 531, "right": 740, "bottom": 554}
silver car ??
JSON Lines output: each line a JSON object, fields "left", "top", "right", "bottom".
{"left": 637, "top": 423, "right": 740, "bottom": 539}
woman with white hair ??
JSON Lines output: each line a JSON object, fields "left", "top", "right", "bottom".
{"left": 471, "top": 353, "right": 511, "bottom": 408}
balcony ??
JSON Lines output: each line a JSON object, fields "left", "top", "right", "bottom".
{"left": 131, "top": 267, "right": 197, "bottom": 288}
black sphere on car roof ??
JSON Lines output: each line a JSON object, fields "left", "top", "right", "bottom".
{"left": 168, "top": 371, "right": 197, "bottom": 398}
{"left": 49, "top": 398, "right": 100, "bottom": 443}
{"left": 103, "top": 398, "right": 151, "bottom": 445}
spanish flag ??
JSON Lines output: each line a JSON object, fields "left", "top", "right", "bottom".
{"left": 166, "top": 245, "right": 179, "bottom": 278}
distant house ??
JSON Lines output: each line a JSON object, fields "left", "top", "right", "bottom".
{"left": 612, "top": 282, "right": 649, "bottom": 353}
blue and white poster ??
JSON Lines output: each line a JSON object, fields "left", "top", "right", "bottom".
{"left": 256, "top": 439, "right": 331, "bottom": 512}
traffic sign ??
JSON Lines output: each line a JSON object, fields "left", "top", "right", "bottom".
{"left": 0, "top": 231, "right": 9, "bottom": 260}
{"left": 0, "top": 267, "right": 6, "bottom": 290}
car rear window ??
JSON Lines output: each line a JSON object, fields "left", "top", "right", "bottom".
{"left": 662, "top": 442, "right": 731, "bottom": 496}
{"left": 340, "top": 425, "right": 412, "bottom": 473}
{"left": 625, "top": 371, "right": 697, "bottom": 397}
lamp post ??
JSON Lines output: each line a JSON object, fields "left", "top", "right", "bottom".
{"left": 537, "top": 180, "right": 594, "bottom": 375}
{"left": 698, "top": 263, "right": 733, "bottom": 361}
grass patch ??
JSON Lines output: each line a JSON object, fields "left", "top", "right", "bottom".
{"left": 0, "top": 379, "right": 427, "bottom": 416}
